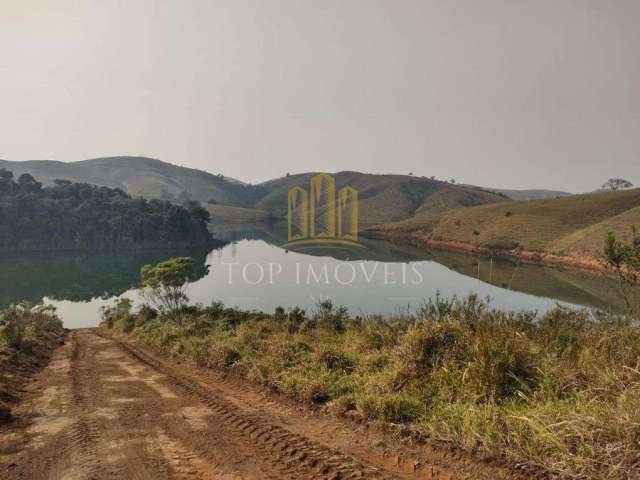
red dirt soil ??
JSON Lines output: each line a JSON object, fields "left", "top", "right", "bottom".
{"left": 0, "top": 330, "right": 539, "bottom": 479}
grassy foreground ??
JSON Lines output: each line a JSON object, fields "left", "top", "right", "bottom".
{"left": 101, "top": 296, "right": 640, "bottom": 479}
{"left": 0, "top": 306, "right": 65, "bottom": 422}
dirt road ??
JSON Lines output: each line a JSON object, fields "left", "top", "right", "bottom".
{"left": 0, "top": 330, "right": 520, "bottom": 480}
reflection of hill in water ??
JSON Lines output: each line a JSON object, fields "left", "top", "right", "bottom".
{"left": 428, "top": 250, "right": 626, "bottom": 312}
{"left": 210, "top": 224, "right": 627, "bottom": 312}
{"left": 0, "top": 249, "right": 213, "bottom": 308}
{"left": 2, "top": 224, "right": 628, "bottom": 312}
{"left": 210, "top": 223, "right": 432, "bottom": 262}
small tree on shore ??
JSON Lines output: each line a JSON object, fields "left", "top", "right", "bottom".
{"left": 603, "top": 229, "right": 640, "bottom": 315}
{"left": 140, "top": 257, "right": 205, "bottom": 318}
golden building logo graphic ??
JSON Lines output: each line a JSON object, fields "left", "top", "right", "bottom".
{"left": 284, "top": 174, "right": 361, "bottom": 248}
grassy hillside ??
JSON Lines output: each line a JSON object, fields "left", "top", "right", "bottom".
{"left": 0, "top": 157, "right": 267, "bottom": 207}
{"left": 257, "top": 171, "right": 507, "bottom": 227}
{"left": 0, "top": 159, "right": 509, "bottom": 227}
{"left": 205, "top": 204, "right": 274, "bottom": 224}
{"left": 371, "top": 188, "right": 640, "bottom": 261}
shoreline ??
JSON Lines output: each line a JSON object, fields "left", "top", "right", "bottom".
{"left": 364, "top": 230, "right": 609, "bottom": 274}
{"left": 0, "top": 239, "right": 227, "bottom": 259}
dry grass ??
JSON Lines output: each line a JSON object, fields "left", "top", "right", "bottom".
{"left": 377, "top": 188, "right": 640, "bottom": 258}
{"left": 0, "top": 305, "right": 65, "bottom": 422}
{"left": 256, "top": 171, "right": 506, "bottom": 227}
{"left": 205, "top": 204, "right": 273, "bottom": 224}
{"left": 103, "top": 296, "right": 640, "bottom": 479}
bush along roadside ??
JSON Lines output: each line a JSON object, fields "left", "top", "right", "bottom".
{"left": 0, "top": 304, "right": 65, "bottom": 423}
{"left": 101, "top": 294, "right": 640, "bottom": 480}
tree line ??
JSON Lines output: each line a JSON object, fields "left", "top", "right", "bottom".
{"left": 0, "top": 169, "right": 216, "bottom": 252}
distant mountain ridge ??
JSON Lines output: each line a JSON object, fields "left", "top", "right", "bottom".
{"left": 0, "top": 156, "right": 518, "bottom": 227}
{"left": 0, "top": 157, "right": 267, "bottom": 207}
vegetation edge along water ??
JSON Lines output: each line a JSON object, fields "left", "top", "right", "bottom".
{"left": 98, "top": 239, "right": 640, "bottom": 480}
{"left": 101, "top": 297, "right": 640, "bottom": 479}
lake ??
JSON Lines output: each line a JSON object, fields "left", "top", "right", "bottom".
{"left": 0, "top": 225, "right": 624, "bottom": 328}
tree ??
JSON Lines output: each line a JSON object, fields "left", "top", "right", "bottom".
{"left": 603, "top": 229, "right": 640, "bottom": 315}
{"left": 0, "top": 169, "right": 213, "bottom": 252}
{"left": 17, "top": 173, "right": 42, "bottom": 192}
{"left": 17, "top": 173, "right": 36, "bottom": 185}
{"left": 140, "top": 257, "right": 207, "bottom": 318}
{"left": 601, "top": 178, "right": 633, "bottom": 191}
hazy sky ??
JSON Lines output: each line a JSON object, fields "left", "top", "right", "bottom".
{"left": 1, "top": 1, "right": 639, "bottom": 191}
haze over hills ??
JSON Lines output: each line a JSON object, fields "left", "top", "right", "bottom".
{"left": 0, "top": 156, "right": 513, "bottom": 227}
{"left": 484, "top": 188, "right": 572, "bottom": 201}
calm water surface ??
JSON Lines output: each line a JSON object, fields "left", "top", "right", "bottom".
{"left": 0, "top": 228, "right": 623, "bottom": 328}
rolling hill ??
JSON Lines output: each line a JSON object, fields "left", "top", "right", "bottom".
{"left": 0, "top": 157, "right": 267, "bottom": 207}
{"left": 368, "top": 188, "right": 640, "bottom": 267}
{"left": 256, "top": 171, "right": 508, "bottom": 227}
{"left": 0, "top": 158, "right": 509, "bottom": 228}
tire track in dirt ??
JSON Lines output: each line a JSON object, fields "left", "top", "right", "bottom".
{"left": 114, "top": 337, "right": 419, "bottom": 480}
{"left": 111, "top": 334, "right": 526, "bottom": 480}
{"left": 3, "top": 330, "right": 301, "bottom": 479}
{"left": 66, "top": 333, "right": 115, "bottom": 478}
{"left": 2, "top": 330, "right": 524, "bottom": 479}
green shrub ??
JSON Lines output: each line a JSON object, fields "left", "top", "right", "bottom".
{"left": 274, "top": 306, "right": 286, "bottom": 321}
{"left": 114, "top": 314, "right": 136, "bottom": 334}
{"left": 0, "top": 323, "right": 22, "bottom": 349}
{"left": 315, "top": 347, "right": 355, "bottom": 373}
{"left": 395, "top": 320, "right": 468, "bottom": 382}
{"left": 0, "top": 306, "right": 63, "bottom": 353}
{"left": 207, "top": 343, "right": 241, "bottom": 368}
{"left": 137, "top": 304, "right": 158, "bottom": 324}
{"left": 99, "top": 295, "right": 640, "bottom": 479}
{"left": 378, "top": 394, "right": 422, "bottom": 423}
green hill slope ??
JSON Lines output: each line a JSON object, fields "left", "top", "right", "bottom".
{"left": 0, "top": 159, "right": 508, "bottom": 227}
{"left": 256, "top": 171, "right": 507, "bottom": 227}
{"left": 370, "top": 188, "right": 640, "bottom": 263}
{"left": 0, "top": 157, "right": 267, "bottom": 207}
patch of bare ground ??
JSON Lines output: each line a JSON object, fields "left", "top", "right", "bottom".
{"left": 0, "top": 330, "right": 535, "bottom": 479}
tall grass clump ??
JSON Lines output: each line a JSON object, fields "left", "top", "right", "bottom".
{"left": 102, "top": 295, "right": 640, "bottom": 479}
{"left": 0, "top": 304, "right": 65, "bottom": 422}
{"left": 0, "top": 304, "right": 64, "bottom": 353}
